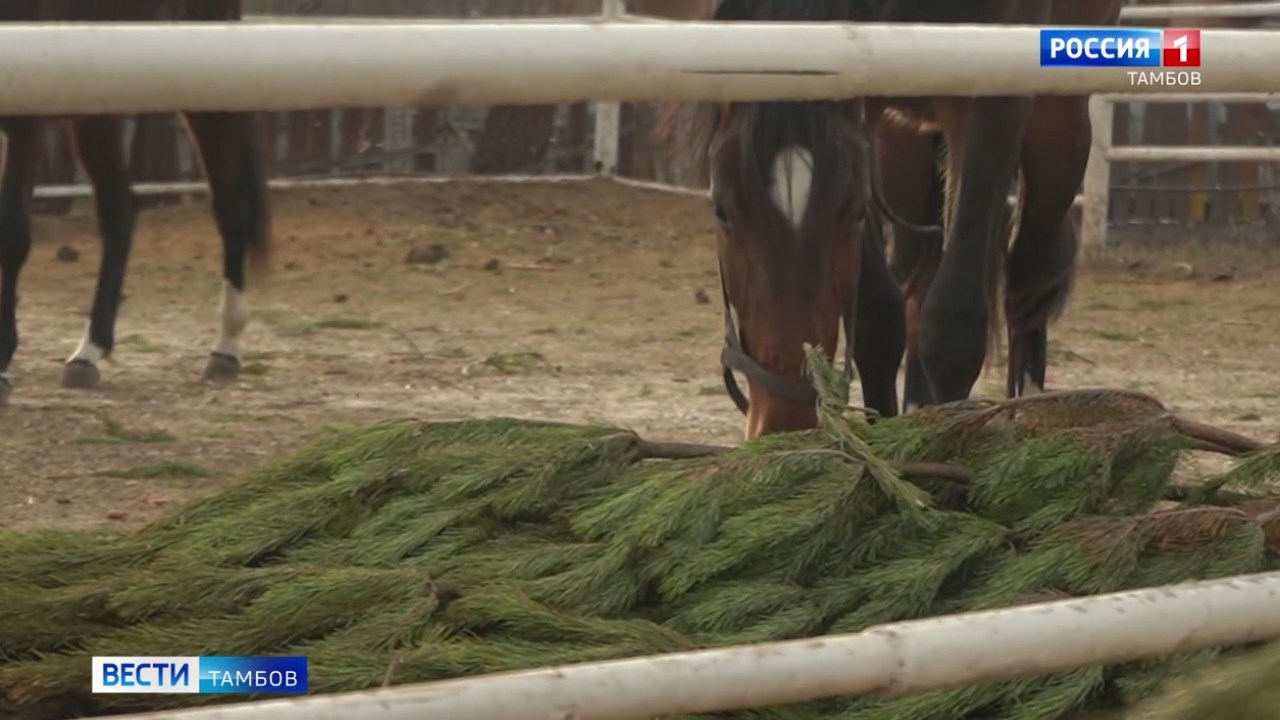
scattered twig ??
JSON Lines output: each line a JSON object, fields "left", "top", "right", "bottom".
{"left": 387, "top": 325, "right": 426, "bottom": 362}
{"left": 1162, "top": 484, "right": 1265, "bottom": 506}
{"left": 631, "top": 439, "right": 730, "bottom": 460}
{"left": 384, "top": 325, "right": 457, "bottom": 387}
{"left": 918, "top": 388, "right": 1267, "bottom": 458}
{"left": 1181, "top": 438, "right": 1241, "bottom": 456}
{"left": 1254, "top": 505, "right": 1280, "bottom": 526}
{"left": 504, "top": 263, "right": 556, "bottom": 272}
{"left": 1062, "top": 349, "right": 1097, "bottom": 366}
{"left": 383, "top": 578, "right": 447, "bottom": 688}
{"left": 1172, "top": 416, "right": 1265, "bottom": 456}
{"left": 992, "top": 386, "right": 1167, "bottom": 411}
{"left": 623, "top": 394, "right": 1268, "bottom": 491}
{"left": 630, "top": 440, "right": 975, "bottom": 484}
{"left": 900, "top": 462, "right": 974, "bottom": 483}
{"left": 439, "top": 284, "right": 469, "bottom": 297}
{"left": 382, "top": 649, "right": 406, "bottom": 688}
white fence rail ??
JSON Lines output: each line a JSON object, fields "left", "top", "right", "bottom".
{"left": 0, "top": 23, "right": 1278, "bottom": 116}
{"left": 99, "top": 571, "right": 1280, "bottom": 720}
{"left": 1056, "top": 2, "right": 1280, "bottom": 249}
{"left": 12, "top": 4, "right": 1280, "bottom": 249}
{"left": 1081, "top": 89, "right": 1280, "bottom": 251}
{"left": 1118, "top": 1, "right": 1280, "bottom": 19}
{"left": 4, "top": 5, "right": 1278, "bottom": 718}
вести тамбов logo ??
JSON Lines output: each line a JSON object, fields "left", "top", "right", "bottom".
{"left": 1040, "top": 28, "right": 1202, "bottom": 87}
{"left": 92, "top": 656, "right": 309, "bottom": 695}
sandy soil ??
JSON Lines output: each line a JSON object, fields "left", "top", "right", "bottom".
{"left": 3, "top": 179, "right": 1279, "bottom": 531}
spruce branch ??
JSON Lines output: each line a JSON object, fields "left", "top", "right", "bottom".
{"left": 1, "top": 390, "right": 1277, "bottom": 720}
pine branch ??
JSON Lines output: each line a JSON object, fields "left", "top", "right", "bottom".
{"left": 626, "top": 438, "right": 732, "bottom": 460}
{"left": 1172, "top": 416, "right": 1266, "bottom": 456}
{"left": 2, "top": 386, "right": 1278, "bottom": 720}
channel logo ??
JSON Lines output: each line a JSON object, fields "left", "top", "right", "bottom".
{"left": 1162, "top": 28, "right": 1200, "bottom": 67}
{"left": 92, "top": 656, "right": 308, "bottom": 695}
{"left": 1040, "top": 28, "right": 1202, "bottom": 68}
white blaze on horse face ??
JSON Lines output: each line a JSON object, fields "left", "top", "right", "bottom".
{"left": 67, "top": 323, "right": 104, "bottom": 366}
{"left": 214, "top": 281, "right": 249, "bottom": 360}
{"left": 770, "top": 145, "right": 814, "bottom": 230}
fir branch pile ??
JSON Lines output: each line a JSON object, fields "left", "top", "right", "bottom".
{"left": 1130, "top": 640, "right": 1280, "bottom": 720}
{"left": 1, "top": 351, "right": 1278, "bottom": 720}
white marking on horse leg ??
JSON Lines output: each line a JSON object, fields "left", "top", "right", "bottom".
{"left": 1022, "top": 372, "right": 1044, "bottom": 395}
{"left": 66, "top": 324, "right": 105, "bottom": 366}
{"left": 213, "top": 281, "right": 249, "bottom": 361}
{"left": 769, "top": 145, "right": 814, "bottom": 229}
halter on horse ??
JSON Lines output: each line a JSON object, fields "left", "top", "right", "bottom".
{"left": 685, "top": 2, "right": 906, "bottom": 438}
{"left": 687, "top": 0, "right": 1121, "bottom": 437}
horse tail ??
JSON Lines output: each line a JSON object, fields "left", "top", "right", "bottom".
{"left": 1005, "top": 195, "right": 1080, "bottom": 336}
{"left": 985, "top": 167, "right": 1022, "bottom": 366}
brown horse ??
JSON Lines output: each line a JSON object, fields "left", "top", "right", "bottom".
{"left": 873, "top": 123, "right": 946, "bottom": 411}
{"left": 872, "top": 0, "right": 1122, "bottom": 410}
{"left": 686, "top": 1, "right": 906, "bottom": 438}
{"left": 0, "top": 0, "right": 270, "bottom": 407}
{"left": 683, "top": 0, "right": 1121, "bottom": 437}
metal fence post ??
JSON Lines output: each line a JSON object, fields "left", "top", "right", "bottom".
{"left": 591, "top": 0, "right": 625, "bottom": 175}
{"left": 1081, "top": 94, "right": 1114, "bottom": 253}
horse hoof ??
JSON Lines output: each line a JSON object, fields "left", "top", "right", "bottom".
{"left": 202, "top": 352, "right": 241, "bottom": 383}
{"left": 60, "top": 360, "right": 101, "bottom": 390}
{"left": 0, "top": 377, "right": 11, "bottom": 408}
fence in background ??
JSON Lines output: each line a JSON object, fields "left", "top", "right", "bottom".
{"left": 12, "top": 0, "right": 1280, "bottom": 243}
{"left": 1097, "top": 0, "right": 1280, "bottom": 234}
{"left": 2, "top": 3, "right": 1280, "bottom": 717}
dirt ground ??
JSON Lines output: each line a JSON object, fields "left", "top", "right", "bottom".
{"left": 3, "top": 179, "right": 1279, "bottom": 531}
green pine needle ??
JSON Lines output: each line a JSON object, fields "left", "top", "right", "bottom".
{"left": 0, "top": 390, "right": 1277, "bottom": 720}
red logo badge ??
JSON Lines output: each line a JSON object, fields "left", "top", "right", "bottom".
{"left": 1162, "top": 29, "right": 1201, "bottom": 67}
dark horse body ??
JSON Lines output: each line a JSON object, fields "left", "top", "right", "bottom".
{"left": 875, "top": 0, "right": 1121, "bottom": 412}
{"left": 0, "top": 0, "right": 270, "bottom": 407}
{"left": 689, "top": 0, "right": 1120, "bottom": 437}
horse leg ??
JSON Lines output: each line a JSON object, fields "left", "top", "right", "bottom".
{"left": 61, "top": 117, "right": 134, "bottom": 390}
{"left": 918, "top": 96, "right": 1032, "bottom": 403}
{"left": 853, "top": 215, "right": 904, "bottom": 418}
{"left": 181, "top": 111, "right": 271, "bottom": 382}
{"left": 901, "top": 223, "right": 942, "bottom": 410}
{"left": 0, "top": 119, "right": 43, "bottom": 406}
{"left": 1005, "top": 96, "right": 1089, "bottom": 397}
{"left": 877, "top": 126, "right": 944, "bottom": 411}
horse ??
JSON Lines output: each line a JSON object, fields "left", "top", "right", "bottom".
{"left": 874, "top": 0, "right": 1122, "bottom": 412}
{"left": 680, "top": 0, "right": 1121, "bottom": 438}
{"left": 872, "top": 123, "right": 947, "bottom": 411}
{"left": 0, "top": 0, "right": 271, "bottom": 408}
{"left": 683, "top": 0, "right": 905, "bottom": 439}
